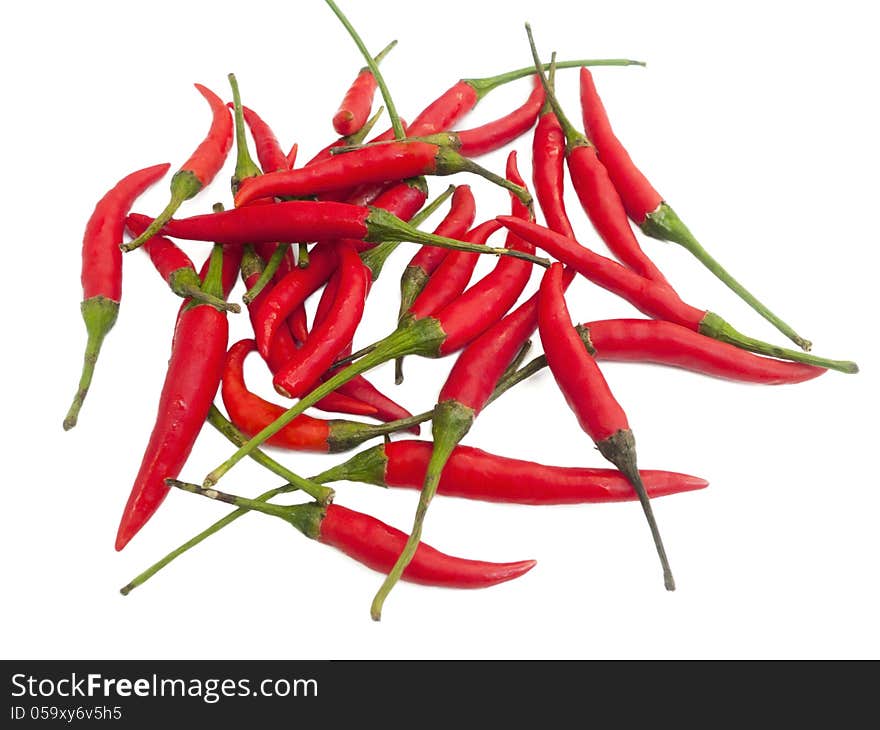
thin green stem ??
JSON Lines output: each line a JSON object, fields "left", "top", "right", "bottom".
{"left": 227, "top": 73, "right": 262, "bottom": 192}
{"left": 297, "top": 242, "right": 310, "bottom": 268}
{"left": 324, "top": 0, "right": 406, "bottom": 140}
{"left": 372, "top": 39, "right": 398, "bottom": 66}
{"left": 501, "top": 339, "right": 533, "bottom": 382}
{"left": 206, "top": 405, "right": 333, "bottom": 503}
{"left": 525, "top": 24, "right": 590, "bottom": 151}
{"left": 243, "top": 243, "right": 290, "bottom": 304}
{"left": 465, "top": 57, "right": 646, "bottom": 99}
{"left": 119, "top": 483, "right": 296, "bottom": 595}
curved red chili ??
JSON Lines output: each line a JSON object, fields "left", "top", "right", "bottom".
{"left": 532, "top": 92, "right": 576, "bottom": 239}
{"left": 315, "top": 440, "right": 709, "bottom": 505}
{"left": 453, "top": 76, "right": 545, "bottom": 158}
{"left": 123, "top": 84, "right": 233, "bottom": 251}
{"left": 332, "top": 40, "right": 397, "bottom": 136}
{"left": 114, "top": 246, "right": 230, "bottom": 551}
{"left": 63, "top": 162, "right": 170, "bottom": 431}
{"left": 222, "top": 340, "right": 413, "bottom": 453}
{"left": 170, "top": 483, "right": 536, "bottom": 590}
{"left": 578, "top": 67, "right": 811, "bottom": 351}
{"left": 240, "top": 104, "right": 289, "bottom": 173}
{"left": 273, "top": 245, "right": 371, "bottom": 398}
{"left": 538, "top": 261, "right": 674, "bottom": 590}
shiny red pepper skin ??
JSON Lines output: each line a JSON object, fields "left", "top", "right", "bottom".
{"left": 115, "top": 300, "right": 229, "bottom": 550}
{"left": 274, "top": 245, "right": 371, "bottom": 398}
{"left": 578, "top": 67, "right": 662, "bottom": 225}
{"left": 253, "top": 243, "right": 339, "bottom": 360}
{"left": 63, "top": 163, "right": 170, "bottom": 431}
{"left": 235, "top": 140, "right": 442, "bottom": 207}
{"left": 532, "top": 106, "right": 576, "bottom": 239}
{"left": 222, "top": 340, "right": 333, "bottom": 452}
{"left": 406, "top": 219, "right": 501, "bottom": 322}
{"left": 183, "top": 84, "right": 235, "bottom": 187}
{"left": 495, "top": 217, "right": 706, "bottom": 329}
{"left": 538, "top": 263, "right": 627, "bottom": 442}
{"left": 408, "top": 81, "right": 480, "bottom": 137}
{"left": 434, "top": 153, "right": 534, "bottom": 355}
{"left": 240, "top": 105, "right": 289, "bottom": 173}
{"left": 455, "top": 76, "right": 545, "bottom": 158}
{"left": 323, "top": 440, "right": 708, "bottom": 505}
{"left": 566, "top": 143, "right": 669, "bottom": 285}
{"left": 83, "top": 164, "right": 170, "bottom": 302}
{"left": 316, "top": 504, "right": 536, "bottom": 589}
{"left": 140, "top": 229, "right": 194, "bottom": 284}
{"left": 584, "top": 319, "right": 825, "bottom": 385}
{"left": 333, "top": 68, "right": 379, "bottom": 136}
{"left": 127, "top": 202, "right": 371, "bottom": 246}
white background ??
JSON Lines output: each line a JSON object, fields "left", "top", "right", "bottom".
{"left": 2, "top": 0, "right": 878, "bottom": 659}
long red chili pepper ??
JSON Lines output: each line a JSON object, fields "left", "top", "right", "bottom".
{"left": 579, "top": 67, "right": 811, "bottom": 351}
{"left": 122, "top": 85, "right": 232, "bottom": 251}
{"left": 494, "top": 216, "right": 858, "bottom": 374}
{"left": 526, "top": 28, "right": 669, "bottom": 286}
{"left": 314, "top": 440, "right": 709, "bottom": 504}
{"left": 274, "top": 245, "right": 371, "bottom": 398}
{"left": 538, "top": 261, "right": 674, "bottom": 590}
{"left": 130, "top": 217, "right": 239, "bottom": 312}
{"left": 222, "top": 340, "right": 423, "bottom": 452}
{"left": 233, "top": 138, "right": 531, "bottom": 209}
{"left": 332, "top": 40, "right": 397, "bottom": 136}
{"left": 439, "top": 76, "right": 545, "bottom": 158}
{"left": 370, "top": 153, "right": 535, "bottom": 619}
{"left": 113, "top": 245, "right": 231, "bottom": 551}
{"left": 169, "top": 481, "right": 536, "bottom": 590}
{"left": 407, "top": 58, "right": 646, "bottom": 138}
{"left": 63, "top": 162, "right": 170, "bottom": 431}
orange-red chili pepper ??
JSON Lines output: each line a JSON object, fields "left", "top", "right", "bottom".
{"left": 538, "top": 261, "right": 674, "bottom": 590}
{"left": 240, "top": 105, "right": 289, "bottom": 173}
{"left": 122, "top": 85, "right": 233, "bottom": 251}
{"left": 578, "top": 67, "right": 811, "bottom": 351}
{"left": 63, "top": 162, "right": 170, "bottom": 431}
{"left": 315, "top": 440, "right": 709, "bottom": 505}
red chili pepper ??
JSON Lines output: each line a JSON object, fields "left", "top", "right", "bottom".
{"left": 452, "top": 76, "right": 545, "bottom": 158}
{"left": 525, "top": 30, "right": 669, "bottom": 286}
{"left": 238, "top": 105, "right": 289, "bottom": 173}
{"left": 239, "top": 248, "right": 375, "bottom": 418}
{"left": 578, "top": 68, "right": 811, "bottom": 351}
{"left": 304, "top": 107, "right": 389, "bottom": 168}
{"left": 538, "top": 261, "right": 674, "bottom": 590}
{"left": 315, "top": 440, "right": 708, "bottom": 504}
{"left": 407, "top": 57, "right": 646, "bottom": 137}
{"left": 332, "top": 40, "right": 397, "bottom": 136}
{"left": 122, "top": 85, "right": 232, "bottom": 251}
{"left": 169, "top": 482, "right": 536, "bottom": 591}
{"left": 495, "top": 216, "right": 857, "bottom": 374}
{"left": 129, "top": 216, "right": 239, "bottom": 313}
{"left": 233, "top": 138, "right": 531, "bottom": 209}
{"left": 582, "top": 319, "right": 825, "bottom": 385}
{"left": 285, "top": 143, "right": 299, "bottom": 168}
{"left": 63, "top": 162, "right": 170, "bottom": 431}
{"left": 369, "top": 153, "right": 536, "bottom": 618}
{"left": 222, "top": 340, "right": 419, "bottom": 452}
{"left": 273, "top": 245, "right": 371, "bottom": 398}
{"left": 114, "top": 245, "right": 231, "bottom": 551}
{"left": 397, "top": 184, "right": 476, "bottom": 327}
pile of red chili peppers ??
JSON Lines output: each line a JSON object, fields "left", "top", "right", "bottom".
{"left": 65, "top": 1, "right": 859, "bottom": 621}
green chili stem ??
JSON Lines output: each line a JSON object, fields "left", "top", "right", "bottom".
{"left": 243, "top": 243, "right": 290, "bottom": 304}
{"left": 324, "top": 0, "right": 406, "bottom": 140}
{"left": 227, "top": 73, "right": 262, "bottom": 192}
{"left": 297, "top": 243, "right": 310, "bottom": 268}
